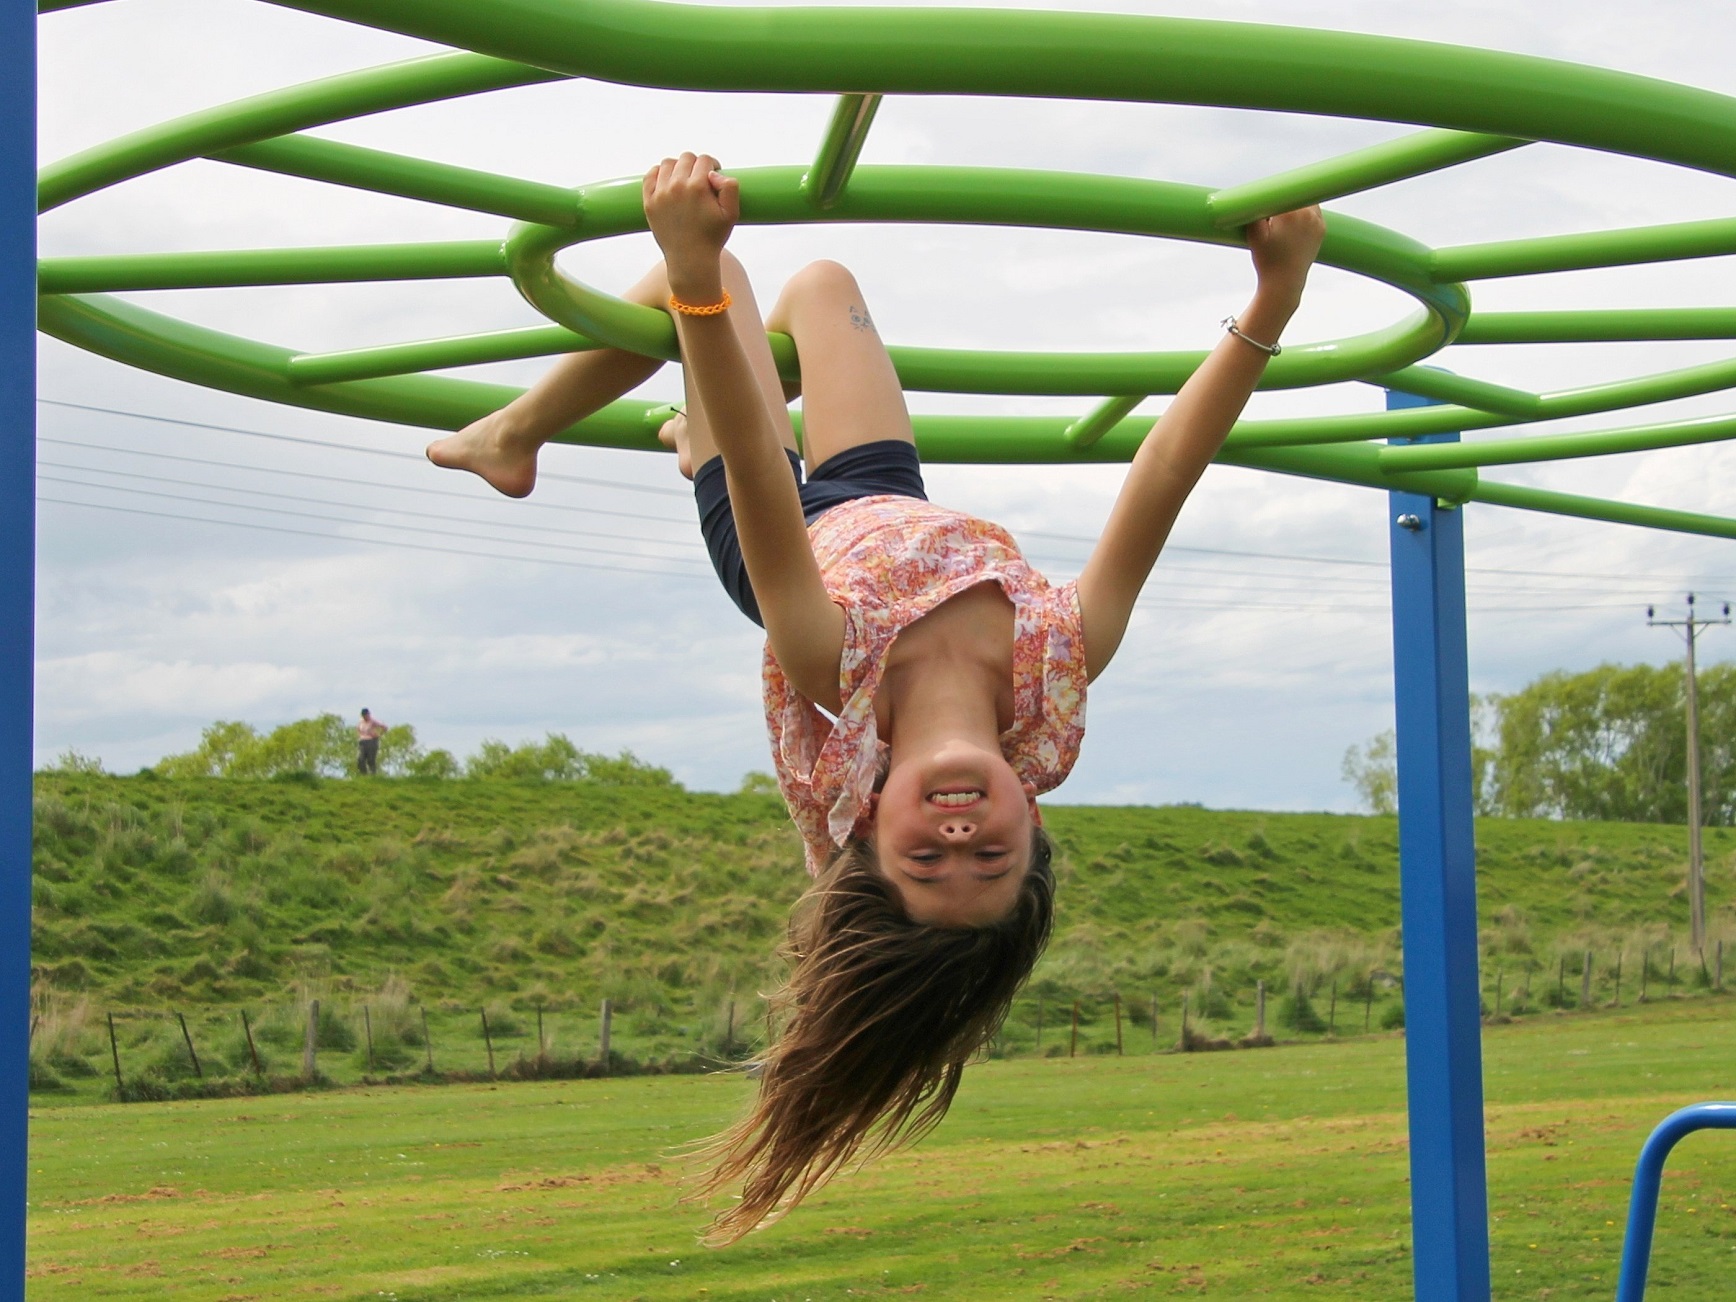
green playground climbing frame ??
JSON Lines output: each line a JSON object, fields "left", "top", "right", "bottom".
{"left": 33, "top": 0, "right": 1736, "bottom": 541}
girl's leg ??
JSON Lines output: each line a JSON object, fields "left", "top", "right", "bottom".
{"left": 427, "top": 252, "right": 794, "bottom": 494}
{"left": 765, "top": 260, "right": 912, "bottom": 473}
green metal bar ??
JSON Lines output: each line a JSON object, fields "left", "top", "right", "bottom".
{"left": 1458, "top": 308, "right": 1736, "bottom": 344}
{"left": 38, "top": 52, "right": 561, "bottom": 213}
{"left": 1207, "top": 129, "right": 1525, "bottom": 228}
{"left": 506, "top": 164, "right": 1460, "bottom": 395}
{"left": 38, "top": 291, "right": 657, "bottom": 448}
{"left": 264, "top": 2, "right": 1736, "bottom": 182}
{"left": 1432, "top": 218, "right": 1736, "bottom": 282}
{"left": 804, "top": 94, "right": 883, "bottom": 210}
{"left": 1470, "top": 481, "right": 1736, "bottom": 541}
{"left": 1229, "top": 354, "right": 1736, "bottom": 449}
{"left": 1063, "top": 395, "right": 1146, "bottom": 450}
{"left": 1377, "top": 412, "right": 1736, "bottom": 472}
{"left": 36, "top": 242, "right": 506, "bottom": 293}
{"left": 38, "top": 292, "right": 1736, "bottom": 543}
{"left": 212, "top": 135, "right": 581, "bottom": 227}
{"left": 1373, "top": 366, "right": 1539, "bottom": 418}
{"left": 38, "top": 0, "right": 117, "bottom": 11}
{"left": 288, "top": 325, "right": 596, "bottom": 386}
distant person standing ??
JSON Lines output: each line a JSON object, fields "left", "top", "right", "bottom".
{"left": 356, "top": 708, "right": 387, "bottom": 775}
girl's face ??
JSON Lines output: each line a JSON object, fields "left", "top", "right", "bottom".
{"left": 869, "top": 738, "right": 1037, "bottom": 928}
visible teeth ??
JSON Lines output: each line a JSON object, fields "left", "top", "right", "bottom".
{"left": 930, "top": 790, "right": 983, "bottom": 807}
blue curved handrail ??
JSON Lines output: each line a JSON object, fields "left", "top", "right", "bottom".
{"left": 1615, "top": 1102, "right": 1736, "bottom": 1301}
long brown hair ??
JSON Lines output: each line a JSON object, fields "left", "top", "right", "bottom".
{"left": 691, "top": 828, "right": 1055, "bottom": 1243}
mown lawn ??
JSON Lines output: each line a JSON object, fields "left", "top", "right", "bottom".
{"left": 27, "top": 998, "right": 1736, "bottom": 1300}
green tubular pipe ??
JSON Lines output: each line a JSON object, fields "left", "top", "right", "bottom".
{"left": 1207, "top": 129, "right": 1526, "bottom": 228}
{"left": 1373, "top": 365, "right": 1539, "bottom": 418}
{"left": 505, "top": 165, "right": 1462, "bottom": 395}
{"left": 1064, "top": 395, "right": 1146, "bottom": 450}
{"left": 36, "top": 242, "right": 507, "bottom": 293}
{"left": 212, "top": 136, "right": 582, "bottom": 228}
{"left": 288, "top": 325, "right": 596, "bottom": 386}
{"left": 1458, "top": 308, "right": 1736, "bottom": 344}
{"left": 38, "top": 291, "right": 1736, "bottom": 541}
{"left": 38, "top": 0, "right": 116, "bottom": 11}
{"left": 1377, "top": 412, "right": 1736, "bottom": 472}
{"left": 1470, "top": 481, "right": 1736, "bottom": 541}
{"left": 1432, "top": 218, "right": 1736, "bottom": 282}
{"left": 265, "top": 2, "right": 1736, "bottom": 180}
{"left": 1229, "top": 353, "right": 1736, "bottom": 449}
{"left": 38, "top": 292, "right": 660, "bottom": 448}
{"left": 805, "top": 94, "right": 883, "bottom": 210}
{"left": 38, "top": 52, "right": 561, "bottom": 213}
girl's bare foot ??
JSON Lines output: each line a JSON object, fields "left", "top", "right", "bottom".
{"left": 426, "top": 412, "right": 541, "bottom": 498}
{"left": 656, "top": 409, "right": 695, "bottom": 480}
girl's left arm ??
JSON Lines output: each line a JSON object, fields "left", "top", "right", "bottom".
{"left": 1075, "top": 206, "right": 1325, "bottom": 681}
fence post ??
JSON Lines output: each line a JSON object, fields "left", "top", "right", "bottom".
{"left": 480, "top": 1010, "right": 496, "bottom": 1079}
{"left": 1614, "top": 955, "right": 1622, "bottom": 1008}
{"left": 537, "top": 1003, "right": 547, "bottom": 1058}
{"left": 362, "top": 1006, "right": 375, "bottom": 1074}
{"left": 1151, "top": 993, "right": 1159, "bottom": 1045}
{"left": 1493, "top": 973, "right": 1503, "bottom": 1019}
{"left": 1180, "top": 993, "right": 1189, "bottom": 1049}
{"left": 724, "top": 999, "right": 735, "bottom": 1055}
{"left": 303, "top": 1000, "right": 319, "bottom": 1079}
{"left": 1668, "top": 947, "right": 1676, "bottom": 989}
{"left": 1718, "top": 940, "right": 1724, "bottom": 991}
{"left": 1558, "top": 955, "right": 1566, "bottom": 1007}
{"left": 175, "top": 1012, "right": 202, "bottom": 1079}
{"left": 1365, "top": 979, "right": 1374, "bottom": 1033}
{"left": 1328, "top": 979, "right": 1338, "bottom": 1035}
{"left": 1113, "top": 993, "right": 1123, "bottom": 1055}
{"left": 106, "top": 1013, "right": 123, "bottom": 1092}
{"left": 1641, "top": 949, "right": 1650, "bottom": 1003}
{"left": 1035, "top": 996, "right": 1043, "bottom": 1052}
{"left": 1255, "top": 981, "right": 1266, "bottom": 1040}
{"left": 241, "top": 1010, "right": 263, "bottom": 1076}
{"left": 420, "top": 1007, "right": 435, "bottom": 1072}
{"left": 1069, "top": 1001, "right": 1079, "bottom": 1058}
{"left": 598, "top": 998, "right": 613, "bottom": 1072}
{"left": 1580, "top": 952, "right": 1592, "bottom": 1011}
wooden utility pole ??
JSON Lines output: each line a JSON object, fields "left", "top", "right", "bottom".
{"left": 1649, "top": 595, "right": 1730, "bottom": 954}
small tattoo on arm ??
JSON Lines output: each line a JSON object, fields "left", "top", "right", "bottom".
{"left": 848, "top": 304, "right": 877, "bottom": 333}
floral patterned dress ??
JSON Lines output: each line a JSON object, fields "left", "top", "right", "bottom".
{"left": 763, "top": 495, "right": 1088, "bottom": 876}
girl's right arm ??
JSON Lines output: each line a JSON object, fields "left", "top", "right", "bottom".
{"left": 644, "top": 155, "right": 847, "bottom": 711}
{"left": 1075, "top": 207, "right": 1326, "bottom": 682}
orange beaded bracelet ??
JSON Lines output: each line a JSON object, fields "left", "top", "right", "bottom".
{"left": 668, "top": 290, "right": 732, "bottom": 317}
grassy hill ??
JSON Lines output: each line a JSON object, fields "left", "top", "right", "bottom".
{"left": 27, "top": 774, "right": 1736, "bottom": 1094}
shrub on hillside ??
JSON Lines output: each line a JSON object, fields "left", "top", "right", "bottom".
{"left": 1278, "top": 987, "right": 1328, "bottom": 1033}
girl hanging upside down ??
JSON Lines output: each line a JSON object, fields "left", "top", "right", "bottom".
{"left": 427, "top": 153, "right": 1324, "bottom": 1242}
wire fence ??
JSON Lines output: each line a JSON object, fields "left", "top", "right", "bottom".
{"left": 28, "top": 939, "right": 1727, "bottom": 1103}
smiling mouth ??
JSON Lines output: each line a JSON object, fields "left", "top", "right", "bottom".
{"left": 928, "top": 789, "right": 985, "bottom": 808}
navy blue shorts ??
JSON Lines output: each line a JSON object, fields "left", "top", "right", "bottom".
{"left": 694, "top": 440, "right": 927, "bottom": 627}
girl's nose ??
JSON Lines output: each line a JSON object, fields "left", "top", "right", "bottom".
{"left": 938, "top": 819, "right": 976, "bottom": 841}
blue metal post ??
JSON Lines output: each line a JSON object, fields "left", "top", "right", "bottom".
{"left": 1387, "top": 390, "right": 1490, "bottom": 1301}
{"left": 0, "top": 2, "right": 34, "bottom": 1298}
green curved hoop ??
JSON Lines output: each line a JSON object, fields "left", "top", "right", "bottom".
{"left": 34, "top": 0, "right": 1736, "bottom": 539}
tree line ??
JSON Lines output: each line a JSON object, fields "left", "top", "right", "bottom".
{"left": 1343, "top": 660, "right": 1736, "bottom": 823}
{"left": 49, "top": 715, "right": 679, "bottom": 786}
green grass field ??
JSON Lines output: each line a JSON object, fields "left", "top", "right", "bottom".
{"left": 27, "top": 998, "right": 1735, "bottom": 1300}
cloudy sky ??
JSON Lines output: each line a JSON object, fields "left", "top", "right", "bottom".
{"left": 31, "top": 0, "right": 1736, "bottom": 810}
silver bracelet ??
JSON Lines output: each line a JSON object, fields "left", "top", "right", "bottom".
{"left": 1222, "top": 315, "right": 1281, "bottom": 357}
